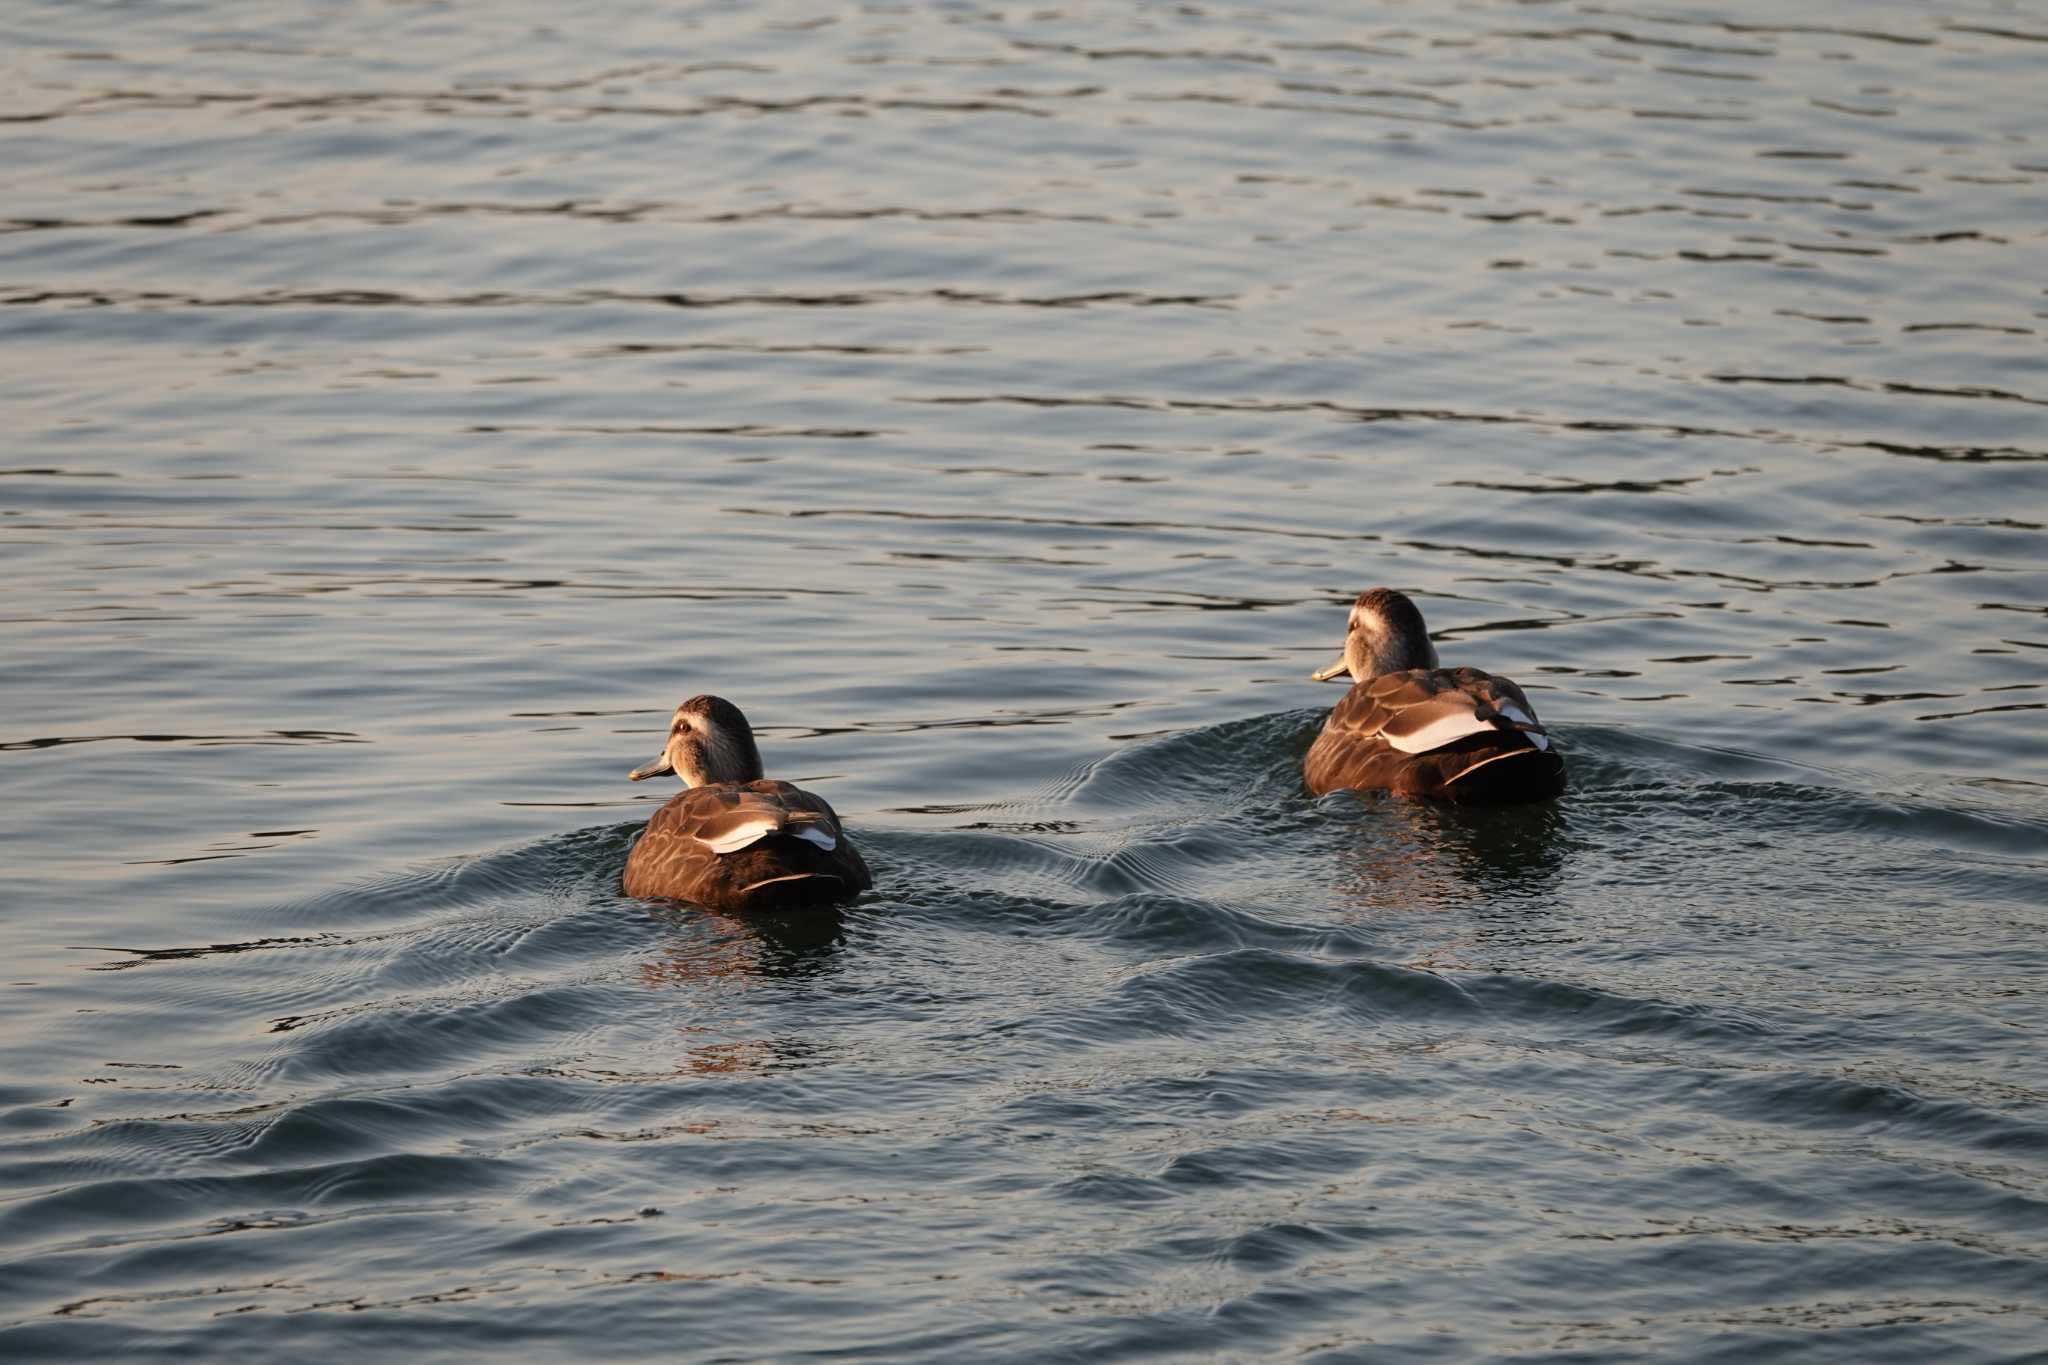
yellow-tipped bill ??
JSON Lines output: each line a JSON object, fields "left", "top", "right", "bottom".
{"left": 628, "top": 752, "right": 674, "bottom": 781}
{"left": 1309, "top": 656, "right": 1352, "bottom": 683}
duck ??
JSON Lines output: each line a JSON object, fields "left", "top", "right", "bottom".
{"left": 1303, "top": 588, "right": 1566, "bottom": 803}
{"left": 622, "top": 694, "right": 872, "bottom": 910}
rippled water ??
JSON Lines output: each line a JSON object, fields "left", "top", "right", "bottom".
{"left": 4, "top": 0, "right": 2047, "bottom": 1357}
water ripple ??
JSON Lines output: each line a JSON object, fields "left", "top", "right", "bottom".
{"left": 3, "top": 0, "right": 2045, "bottom": 1356}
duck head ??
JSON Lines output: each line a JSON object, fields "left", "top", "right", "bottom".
{"left": 629, "top": 694, "right": 766, "bottom": 786}
{"left": 1310, "top": 587, "right": 1440, "bottom": 683}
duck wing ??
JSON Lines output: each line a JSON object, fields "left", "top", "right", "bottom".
{"left": 624, "top": 781, "right": 872, "bottom": 906}
{"left": 723, "top": 781, "right": 872, "bottom": 901}
{"left": 646, "top": 781, "right": 843, "bottom": 854}
{"left": 743, "top": 780, "right": 858, "bottom": 855}
{"left": 1305, "top": 668, "right": 1560, "bottom": 800}
{"left": 1364, "top": 668, "right": 1550, "bottom": 754}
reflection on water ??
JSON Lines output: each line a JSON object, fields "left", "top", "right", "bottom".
{"left": 639, "top": 905, "right": 848, "bottom": 991}
{"left": 3, "top": 0, "right": 2047, "bottom": 1358}
{"left": 1323, "top": 792, "right": 1571, "bottom": 919}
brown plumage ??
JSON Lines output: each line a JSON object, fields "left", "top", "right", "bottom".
{"left": 623, "top": 778, "right": 872, "bottom": 909}
{"left": 621, "top": 696, "right": 872, "bottom": 911}
{"left": 1304, "top": 589, "right": 1566, "bottom": 803}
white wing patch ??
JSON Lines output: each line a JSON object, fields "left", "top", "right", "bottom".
{"left": 1387, "top": 709, "right": 1499, "bottom": 755}
{"left": 700, "top": 816, "right": 780, "bottom": 854}
{"left": 792, "top": 825, "right": 838, "bottom": 851}
{"left": 1498, "top": 703, "right": 1550, "bottom": 751}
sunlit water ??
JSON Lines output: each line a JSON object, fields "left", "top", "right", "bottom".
{"left": 4, "top": 0, "right": 2046, "bottom": 1357}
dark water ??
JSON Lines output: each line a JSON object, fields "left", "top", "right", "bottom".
{"left": 4, "top": 0, "right": 2047, "bottom": 1357}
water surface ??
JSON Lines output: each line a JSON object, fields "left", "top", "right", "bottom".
{"left": 3, "top": 0, "right": 2046, "bottom": 1358}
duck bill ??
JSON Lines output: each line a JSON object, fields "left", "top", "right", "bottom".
{"left": 628, "top": 752, "right": 675, "bottom": 782}
{"left": 1309, "top": 655, "right": 1353, "bottom": 683}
